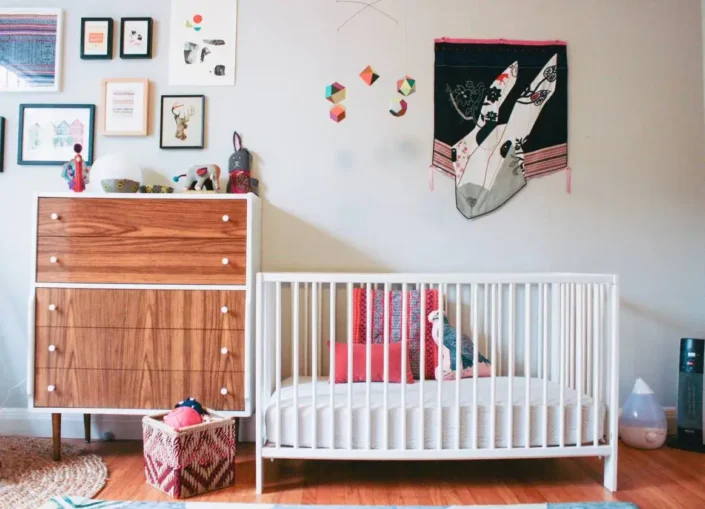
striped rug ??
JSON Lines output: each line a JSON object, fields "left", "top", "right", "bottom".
{"left": 41, "top": 498, "right": 638, "bottom": 508}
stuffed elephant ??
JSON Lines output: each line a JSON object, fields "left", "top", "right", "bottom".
{"left": 173, "top": 164, "right": 221, "bottom": 192}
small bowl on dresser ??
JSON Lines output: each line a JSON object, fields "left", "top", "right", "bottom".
{"left": 101, "top": 179, "right": 140, "bottom": 193}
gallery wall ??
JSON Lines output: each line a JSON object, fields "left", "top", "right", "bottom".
{"left": 1, "top": 0, "right": 704, "bottom": 424}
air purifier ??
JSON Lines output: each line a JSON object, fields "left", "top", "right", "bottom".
{"left": 671, "top": 338, "right": 705, "bottom": 452}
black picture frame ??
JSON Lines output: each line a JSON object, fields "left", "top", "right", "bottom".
{"left": 80, "top": 18, "right": 113, "bottom": 60}
{"left": 160, "top": 95, "right": 206, "bottom": 150}
{"left": 120, "top": 17, "right": 153, "bottom": 59}
{"left": 17, "top": 104, "right": 96, "bottom": 166}
{"left": 0, "top": 117, "right": 5, "bottom": 173}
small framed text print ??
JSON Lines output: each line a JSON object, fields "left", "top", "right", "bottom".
{"left": 102, "top": 78, "right": 150, "bottom": 136}
{"left": 81, "top": 18, "right": 113, "bottom": 59}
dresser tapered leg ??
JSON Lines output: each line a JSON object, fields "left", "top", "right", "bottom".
{"left": 52, "top": 413, "right": 61, "bottom": 461}
{"left": 84, "top": 414, "right": 91, "bottom": 444}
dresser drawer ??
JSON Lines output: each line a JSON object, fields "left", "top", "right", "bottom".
{"left": 36, "top": 328, "right": 244, "bottom": 372}
{"left": 37, "top": 198, "right": 248, "bottom": 239}
{"left": 34, "top": 369, "right": 244, "bottom": 410}
{"left": 36, "top": 236, "right": 245, "bottom": 285}
{"left": 36, "top": 289, "right": 246, "bottom": 330}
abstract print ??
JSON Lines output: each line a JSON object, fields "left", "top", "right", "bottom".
{"left": 433, "top": 39, "right": 569, "bottom": 219}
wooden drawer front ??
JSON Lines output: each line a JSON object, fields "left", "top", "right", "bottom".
{"left": 36, "top": 329, "right": 244, "bottom": 372}
{"left": 37, "top": 198, "right": 248, "bottom": 239}
{"left": 35, "top": 369, "right": 244, "bottom": 410}
{"left": 36, "top": 289, "right": 245, "bottom": 330}
{"left": 37, "top": 236, "right": 245, "bottom": 285}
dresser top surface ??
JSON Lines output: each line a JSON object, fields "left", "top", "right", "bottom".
{"left": 36, "top": 192, "right": 259, "bottom": 202}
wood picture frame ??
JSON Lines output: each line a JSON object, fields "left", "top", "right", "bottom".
{"left": 120, "top": 17, "right": 153, "bottom": 59}
{"left": 0, "top": 8, "right": 63, "bottom": 92}
{"left": 160, "top": 95, "right": 206, "bottom": 150}
{"left": 81, "top": 18, "right": 113, "bottom": 60}
{"left": 102, "top": 78, "right": 150, "bottom": 137}
{"left": 17, "top": 104, "right": 95, "bottom": 166}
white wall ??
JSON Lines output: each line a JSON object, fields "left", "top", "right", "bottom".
{"left": 1, "top": 0, "right": 704, "bottom": 420}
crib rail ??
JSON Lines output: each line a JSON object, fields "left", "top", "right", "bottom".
{"left": 255, "top": 273, "right": 619, "bottom": 493}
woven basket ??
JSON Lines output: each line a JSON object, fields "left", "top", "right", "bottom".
{"left": 142, "top": 410, "right": 236, "bottom": 499}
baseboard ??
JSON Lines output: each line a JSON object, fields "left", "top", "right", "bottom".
{"left": 0, "top": 409, "right": 255, "bottom": 442}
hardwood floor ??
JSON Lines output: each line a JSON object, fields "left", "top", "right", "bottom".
{"left": 84, "top": 440, "right": 705, "bottom": 508}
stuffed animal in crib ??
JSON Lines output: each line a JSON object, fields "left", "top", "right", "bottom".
{"left": 428, "top": 310, "right": 491, "bottom": 380}
{"left": 173, "top": 164, "right": 221, "bottom": 192}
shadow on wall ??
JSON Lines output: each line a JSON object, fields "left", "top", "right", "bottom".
{"left": 262, "top": 202, "right": 390, "bottom": 273}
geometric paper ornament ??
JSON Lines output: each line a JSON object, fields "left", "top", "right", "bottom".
{"left": 397, "top": 75, "right": 416, "bottom": 97}
{"left": 325, "top": 82, "right": 347, "bottom": 104}
{"left": 389, "top": 97, "right": 408, "bottom": 117}
{"left": 330, "top": 104, "right": 346, "bottom": 123}
{"left": 360, "top": 65, "right": 380, "bottom": 86}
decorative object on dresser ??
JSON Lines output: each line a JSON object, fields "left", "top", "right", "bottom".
{"left": 29, "top": 193, "right": 261, "bottom": 461}
{"left": 120, "top": 17, "right": 153, "bottom": 59}
{"left": 160, "top": 95, "right": 206, "bottom": 149}
{"left": 90, "top": 153, "right": 143, "bottom": 192}
{"left": 173, "top": 164, "right": 221, "bottom": 192}
{"left": 81, "top": 18, "right": 113, "bottom": 60}
{"left": 0, "top": 8, "right": 63, "bottom": 92}
{"left": 61, "top": 144, "right": 91, "bottom": 192}
{"left": 227, "top": 131, "right": 253, "bottom": 194}
{"left": 18, "top": 104, "right": 95, "bottom": 166}
{"left": 102, "top": 79, "right": 150, "bottom": 136}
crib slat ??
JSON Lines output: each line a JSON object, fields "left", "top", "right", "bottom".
{"left": 329, "top": 282, "right": 336, "bottom": 450}
{"left": 402, "top": 283, "right": 409, "bottom": 451}
{"left": 455, "top": 283, "right": 462, "bottom": 451}
{"left": 498, "top": 285, "right": 503, "bottom": 376}
{"left": 508, "top": 284, "right": 515, "bottom": 449}
{"left": 292, "top": 283, "right": 300, "bottom": 449}
{"left": 595, "top": 284, "right": 604, "bottom": 446}
{"left": 587, "top": 284, "right": 593, "bottom": 398}
{"left": 366, "top": 283, "right": 373, "bottom": 450}
{"left": 347, "top": 283, "right": 353, "bottom": 450}
{"left": 524, "top": 283, "right": 531, "bottom": 449}
{"left": 419, "top": 283, "right": 426, "bottom": 450}
{"left": 569, "top": 283, "right": 575, "bottom": 389}
{"left": 312, "top": 282, "right": 318, "bottom": 450}
{"left": 437, "top": 283, "right": 444, "bottom": 450}
{"left": 576, "top": 284, "right": 583, "bottom": 447}
{"left": 542, "top": 284, "right": 549, "bottom": 448}
{"left": 592, "top": 284, "right": 600, "bottom": 446}
{"left": 304, "top": 283, "right": 309, "bottom": 379}
{"left": 384, "top": 282, "right": 390, "bottom": 451}
{"left": 483, "top": 284, "right": 489, "bottom": 368}
{"left": 472, "top": 284, "right": 479, "bottom": 450}
{"left": 490, "top": 284, "right": 497, "bottom": 449}
{"left": 559, "top": 284, "right": 566, "bottom": 447}
{"left": 275, "top": 282, "right": 282, "bottom": 449}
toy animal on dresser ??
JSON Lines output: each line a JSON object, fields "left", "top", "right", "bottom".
{"left": 227, "top": 131, "right": 254, "bottom": 194}
{"left": 428, "top": 309, "right": 491, "bottom": 380}
{"left": 173, "top": 164, "right": 221, "bottom": 192}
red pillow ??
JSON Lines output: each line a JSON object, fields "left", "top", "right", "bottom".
{"left": 330, "top": 342, "right": 414, "bottom": 384}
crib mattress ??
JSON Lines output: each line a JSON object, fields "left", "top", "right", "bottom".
{"left": 265, "top": 376, "right": 606, "bottom": 450}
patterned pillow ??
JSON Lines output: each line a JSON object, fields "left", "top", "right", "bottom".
{"left": 352, "top": 288, "right": 439, "bottom": 380}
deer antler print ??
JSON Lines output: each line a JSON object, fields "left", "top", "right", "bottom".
{"left": 172, "top": 102, "right": 196, "bottom": 141}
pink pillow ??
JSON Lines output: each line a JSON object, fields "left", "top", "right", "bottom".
{"left": 330, "top": 342, "right": 414, "bottom": 384}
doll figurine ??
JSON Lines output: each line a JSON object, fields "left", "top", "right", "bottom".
{"left": 61, "top": 144, "right": 90, "bottom": 192}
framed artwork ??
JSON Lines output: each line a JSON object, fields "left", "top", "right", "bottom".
{"left": 160, "top": 95, "right": 205, "bottom": 149}
{"left": 0, "top": 117, "right": 5, "bottom": 172}
{"left": 18, "top": 104, "right": 95, "bottom": 166}
{"left": 120, "top": 17, "right": 153, "bottom": 59}
{"left": 102, "top": 78, "right": 150, "bottom": 136}
{"left": 81, "top": 18, "right": 113, "bottom": 59}
{"left": 168, "top": 0, "right": 237, "bottom": 86}
{"left": 0, "top": 8, "right": 63, "bottom": 92}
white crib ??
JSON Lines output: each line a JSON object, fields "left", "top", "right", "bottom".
{"left": 255, "top": 273, "right": 619, "bottom": 494}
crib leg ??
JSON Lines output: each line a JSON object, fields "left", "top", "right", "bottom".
{"left": 255, "top": 448, "right": 264, "bottom": 495}
{"left": 603, "top": 450, "right": 618, "bottom": 492}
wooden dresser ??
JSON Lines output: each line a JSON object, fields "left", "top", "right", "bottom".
{"left": 27, "top": 193, "right": 260, "bottom": 460}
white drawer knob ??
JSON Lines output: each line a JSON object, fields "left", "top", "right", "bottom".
{"left": 47, "top": 385, "right": 56, "bottom": 392}
{"left": 220, "top": 387, "right": 228, "bottom": 395}
{"left": 222, "top": 258, "right": 229, "bottom": 265}
{"left": 49, "top": 256, "right": 58, "bottom": 264}
{"left": 222, "top": 215, "right": 230, "bottom": 222}
{"left": 48, "top": 345, "right": 57, "bottom": 352}
{"left": 221, "top": 347, "right": 228, "bottom": 355}
{"left": 48, "top": 304, "right": 57, "bottom": 311}
{"left": 50, "top": 213, "right": 59, "bottom": 220}
{"left": 221, "top": 306, "right": 228, "bottom": 314}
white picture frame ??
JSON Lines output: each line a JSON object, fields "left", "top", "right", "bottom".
{"left": 101, "top": 78, "right": 150, "bottom": 136}
{"left": 0, "top": 8, "right": 63, "bottom": 92}
{"left": 168, "top": 0, "right": 237, "bottom": 86}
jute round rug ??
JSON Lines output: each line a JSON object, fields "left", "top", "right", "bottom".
{"left": 0, "top": 436, "right": 107, "bottom": 509}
